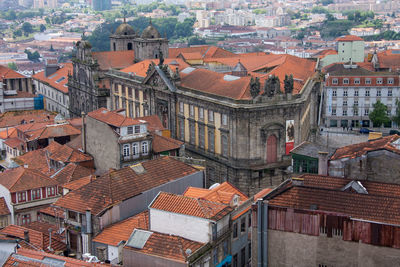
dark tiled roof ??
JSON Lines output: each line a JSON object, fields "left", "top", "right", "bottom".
{"left": 54, "top": 157, "right": 199, "bottom": 215}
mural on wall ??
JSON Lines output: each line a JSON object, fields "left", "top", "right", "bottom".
{"left": 286, "top": 120, "right": 294, "bottom": 155}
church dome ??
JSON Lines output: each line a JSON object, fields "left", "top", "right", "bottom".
{"left": 115, "top": 23, "right": 136, "bottom": 36}
{"left": 141, "top": 24, "right": 161, "bottom": 39}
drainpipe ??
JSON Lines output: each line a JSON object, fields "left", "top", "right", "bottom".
{"left": 257, "top": 199, "right": 263, "bottom": 267}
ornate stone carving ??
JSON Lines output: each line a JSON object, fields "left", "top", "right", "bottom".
{"left": 264, "top": 75, "right": 280, "bottom": 97}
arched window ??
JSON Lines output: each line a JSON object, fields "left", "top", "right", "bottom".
{"left": 266, "top": 135, "right": 277, "bottom": 164}
{"left": 142, "top": 141, "right": 148, "bottom": 155}
{"left": 123, "top": 144, "right": 130, "bottom": 157}
{"left": 127, "top": 43, "right": 132, "bottom": 50}
{"left": 132, "top": 143, "right": 138, "bottom": 155}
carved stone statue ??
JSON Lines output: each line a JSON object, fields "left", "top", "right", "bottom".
{"left": 250, "top": 77, "right": 260, "bottom": 98}
{"left": 284, "top": 74, "right": 294, "bottom": 94}
{"left": 264, "top": 75, "right": 280, "bottom": 97}
{"left": 158, "top": 48, "right": 164, "bottom": 66}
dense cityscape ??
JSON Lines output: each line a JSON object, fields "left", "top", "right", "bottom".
{"left": 0, "top": 0, "right": 399, "bottom": 266}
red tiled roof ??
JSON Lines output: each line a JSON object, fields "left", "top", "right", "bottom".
{"left": 335, "top": 35, "right": 364, "bottom": 42}
{"left": 253, "top": 188, "right": 273, "bottom": 201}
{"left": 0, "top": 127, "right": 17, "bottom": 139}
{"left": 93, "top": 211, "right": 149, "bottom": 246}
{"left": 183, "top": 182, "right": 248, "bottom": 205}
{"left": 121, "top": 58, "right": 189, "bottom": 78}
{"left": 54, "top": 157, "right": 200, "bottom": 215}
{"left": 152, "top": 134, "right": 183, "bottom": 153}
{"left": 32, "top": 63, "right": 72, "bottom": 94}
{"left": 124, "top": 231, "right": 204, "bottom": 263}
{"left": 14, "top": 149, "right": 55, "bottom": 176}
{"left": 39, "top": 206, "right": 65, "bottom": 219}
{"left": 0, "top": 167, "right": 58, "bottom": 192}
{"left": 92, "top": 51, "right": 135, "bottom": 71}
{"left": 87, "top": 108, "right": 142, "bottom": 128}
{"left": 25, "top": 123, "right": 81, "bottom": 141}
{"left": 0, "top": 110, "right": 54, "bottom": 129}
{"left": 376, "top": 49, "right": 400, "bottom": 70}
{"left": 169, "top": 46, "right": 235, "bottom": 59}
{"left": 0, "top": 65, "right": 26, "bottom": 81}
{"left": 53, "top": 163, "right": 95, "bottom": 186}
{"left": 4, "top": 248, "right": 109, "bottom": 266}
{"left": 138, "top": 115, "right": 165, "bottom": 132}
{"left": 0, "top": 224, "right": 66, "bottom": 253}
{"left": 150, "top": 192, "right": 232, "bottom": 220}
{"left": 330, "top": 135, "right": 400, "bottom": 160}
{"left": 4, "top": 137, "right": 24, "bottom": 149}
{"left": 62, "top": 175, "right": 95, "bottom": 191}
{"left": 0, "top": 197, "right": 10, "bottom": 216}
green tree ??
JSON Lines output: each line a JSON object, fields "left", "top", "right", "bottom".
{"left": 22, "top": 22, "right": 33, "bottom": 34}
{"left": 369, "top": 100, "right": 390, "bottom": 127}
{"left": 392, "top": 99, "right": 400, "bottom": 127}
{"left": 7, "top": 62, "right": 18, "bottom": 71}
{"left": 13, "top": 29, "right": 22, "bottom": 38}
{"left": 40, "top": 24, "right": 46, "bottom": 32}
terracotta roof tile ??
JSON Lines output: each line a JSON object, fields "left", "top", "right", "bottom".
{"left": 25, "top": 123, "right": 81, "bottom": 141}
{"left": 4, "top": 137, "right": 24, "bottom": 149}
{"left": 330, "top": 135, "right": 400, "bottom": 160}
{"left": 335, "top": 35, "right": 364, "bottom": 42}
{"left": 0, "top": 224, "right": 66, "bottom": 253}
{"left": 150, "top": 192, "right": 232, "bottom": 220}
{"left": 52, "top": 163, "right": 94, "bottom": 185}
{"left": 124, "top": 231, "right": 204, "bottom": 263}
{"left": 54, "top": 157, "right": 199, "bottom": 215}
{"left": 152, "top": 134, "right": 183, "bottom": 153}
{"left": 0, "top": 197, "right": 10, "bottom": 216}
{"left": 0, "top": 167, "right": 58, "bottom": 193}
{"left": 39, "top": 206, "right": 65, "bottom": 219}
{"left": 376, "top": 49, "right": 400, "bottom": 70}
{"left": 87, "top": 108, "right": 143, "bottom": 128}
{"left": 62, "top": 175, "right": 95, "bottom": 191}
{"left": 4, "top": 248, "right": 109, "bottom": 266}
{"left": 121, "top": 58, "right": 189, "bottom": 78}
{"left": 32, "top": 63, "right": 72, "bottom": 94}
{"left": 138, "top": 115, "right": 165, "bottom": 132}
{"left": 169, "top": 46, "right": 235, "bottom": 59}
{"left": 4, "top": 91, "right": 35, "bottom": 99}
{"left": 0, "top": 65, "right": 26, "bottom": 81}
{"left": 92, "top": 51, "right": 135, "bottom": 70}
{"left": 14, "top": 149, "right": 55, "bottom": 176}
{"left": 0, "top": 110, "right": 55, "bottom": 128}
{"left": 93, "top": 211, "right": 149, "bottom": 246}
{"left": 0, "top": 127, "right": 17, "bottom": 139}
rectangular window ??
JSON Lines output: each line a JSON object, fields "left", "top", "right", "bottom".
{"left": 332, "top": 90, "right": 337, "bottom": 97}
{"left": 199, "top": 108, "right": 204, "bottom": 119}
{"left": 142, "top": 141, "right": 148, "bottom": 155}
{"left": 343, "top": 78, "right": 349, "bottom": 84}
{"left": 190, "top": 122, "right": 195, "bottom": 145}
{"left": 343, "top": 91, "right": 348, "bottom": 97}
{"left": 179, "top": 102, "right": 184, "bottom": 113}
{"left": 354, "top": 78, "right": 360, "bottom": 84}
{"left": 32, "top": 188, "right": 41, "bottom": 200}
{"left": 343, "top": 100, "right": 347, "bottom": 106}
{"left": 134, "top": 125, "right": 140, "bottom": 134}
{"left": 47, "top": 187, "right": 56, "bottom": 197}
{"left": 332, "top": 108, "right": 336, "bottom": 116}
{"left": 123, "top": 144, "right": 130, "bottom": 157}
{"left": 241, "top": 218, "right": 246, "bottom": 233}
{"left": 354, "top": 91, "right": 359, "bottom": 96}
{"left": 115, "top": 96, "right": 119, "bottom": 109}
{"left": 21, "top": 214, "right": 31, "bottom": 225}
{"left": 365, "top": 78, "right": 371, "bottom": 84}
{"left": 179, "top": 119, "right": 185, "bottom": 140}
{"left": 233, "top": 223, "right": 238, "bottom": 238}
{"left": 342, "top": 109, "right": 347, "bottom": 116}
{"left": 208, "top": 130, "right": 215, "bottom": 152}
{"left": 132, "top": 143, "right": 139, "bottom": 155}
{"left": 68, "top": 210, "right": 77, "bottom": 221}
{"left": 143, "top": 92, "right": 147, "bottom": 101}
{"left": 190, "top": 105, "right": 194, "bottom": 117}
{"left": 388, "top": 78, "right": 394, "bottom": 84}
{"left": 364, "top": 109, "right": 369, "bottom": 116}
{"left": 377, "top": 90, "right": 381, "bottom": 97}
{"left": 241, "top": 248, "right": 246, "bottom": 267}
{"left": 354, "top": 108, "right": 359, "bottom": 116}
{"left": 208, "top": 110, "right": 214, "bottom": 122}
{"left": 377, "top": 78, "right": 383, "bottom": 84}
{"left": 135, "top": 89, "right": 139, "bottom": 99}
{"left": 332, "top": 78, "right": 338, "bottom": 84}
{"left": 128, "top": 87, "right": 132, "bottom": 97}
{"left": 222, "top": 114, "right": 228, "bottom": 126}
{"left": 221, "top": 135, "right": 228, "bottom": 157}
{"left": 365, "top": 90, "right": 370, "bottom": 97}
{"left": 199, "top": 125, "right": 205, "bottom": 148}
{"left": 18, "top": 192, "right": 26, "bottom": 202}
{"left": 354, "top": 100, "right": 358, "bottom": 106}
{"left": 127, "top": 126, "right": 133, "bottom": 135}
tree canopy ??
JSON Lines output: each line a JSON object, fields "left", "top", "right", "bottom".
{"left": 369, "top": 100, "right": 390, "bottom": 127}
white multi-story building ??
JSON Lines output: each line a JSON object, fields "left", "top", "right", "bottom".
{"left": 323, "top": 63, "right": 400, "bottom": 128}
{"left": 32, "top": 62, "right": 71, "bottom": 118}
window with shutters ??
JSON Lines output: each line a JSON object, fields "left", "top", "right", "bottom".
{"left": 142, "top": 141, "right": 148, "bottom": 155}
{"left": 132, "top": 143, "right": 139, "bottom": 155}
{"left": 221, "top": 135, "right": 228, "bottom": 157}
{"left": 208, "top": 130, "right": 215, "bottom": 152}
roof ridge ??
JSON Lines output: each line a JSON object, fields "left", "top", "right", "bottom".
{"left": 8, "top": 168, "right": 25, "bottom": 191}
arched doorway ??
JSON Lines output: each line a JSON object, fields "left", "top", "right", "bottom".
{"left": 127, "top": 43, "right": 132, "bottom": 50}
{"left": 266, "top": 135, "right": 277, "bottom": 164}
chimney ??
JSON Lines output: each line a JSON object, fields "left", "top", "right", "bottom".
{"left": 24, "top": 230, "right": 30, "bottom": 243}
{"left": 318, "top": 151, "right": 329, "bottom": 176}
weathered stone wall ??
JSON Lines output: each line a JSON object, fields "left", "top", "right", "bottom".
{"left": 268, "top": 229, "right": 400, "bottom": 267}
{"left": 85, "top": 116, "right": 120, "bottom": 174}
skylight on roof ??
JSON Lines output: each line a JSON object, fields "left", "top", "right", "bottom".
{"left": 55, "top": 77, "right": 65, "bottom": 83}
{"left": 49, "top": 73, "right": 58, "bottom": 79}
{"left": 223, "top": 75, "right": 240, "bottom": 81}
{"left": 181, "top": 67, "right": 196, "bottom": 74}
{"left": 126, "top": 229, "right": 153, "bottom": 249}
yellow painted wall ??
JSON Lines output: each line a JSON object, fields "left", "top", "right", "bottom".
{"left": 194, "top": 106, "right": 199, "bottom": 146}
{"left": 139, "top": 91, "right": 144, "bottom": 117}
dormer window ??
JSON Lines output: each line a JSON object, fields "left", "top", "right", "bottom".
{"left": 332, "top": 78, "right": 338, "bottom": 85}
{"left": 365, "top": 78, "right": 371, "bottom": 85}
{"left": 343, "top": 78, "right": 349, "bottom": 84}
{"left": 32, "top": 188, "right": 41, "bottom": 200}
{"left": 354, "top": 78, "right": 360, "bottom": 84}
{"left": 377, "top": 78, "right": 383, "bottom": 84}
{"left": 18, "top": 192, "right": 26, "bottom": 203}
{"left": 127, "top": 126, "right": 133, "bottom": 135}
{"left": 388, "top": 78, "right": 394, "bottom": 85}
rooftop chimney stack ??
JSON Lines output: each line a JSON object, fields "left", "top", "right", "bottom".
{"left": 318, "top": 151, "right": 329, "bottom": 176}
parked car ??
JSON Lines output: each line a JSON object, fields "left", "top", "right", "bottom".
{"left": 360, "top": 128, "right": 371, "bottom": 134}
{"left": 389, "top": 130, "right": 400, "bottom": 135}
